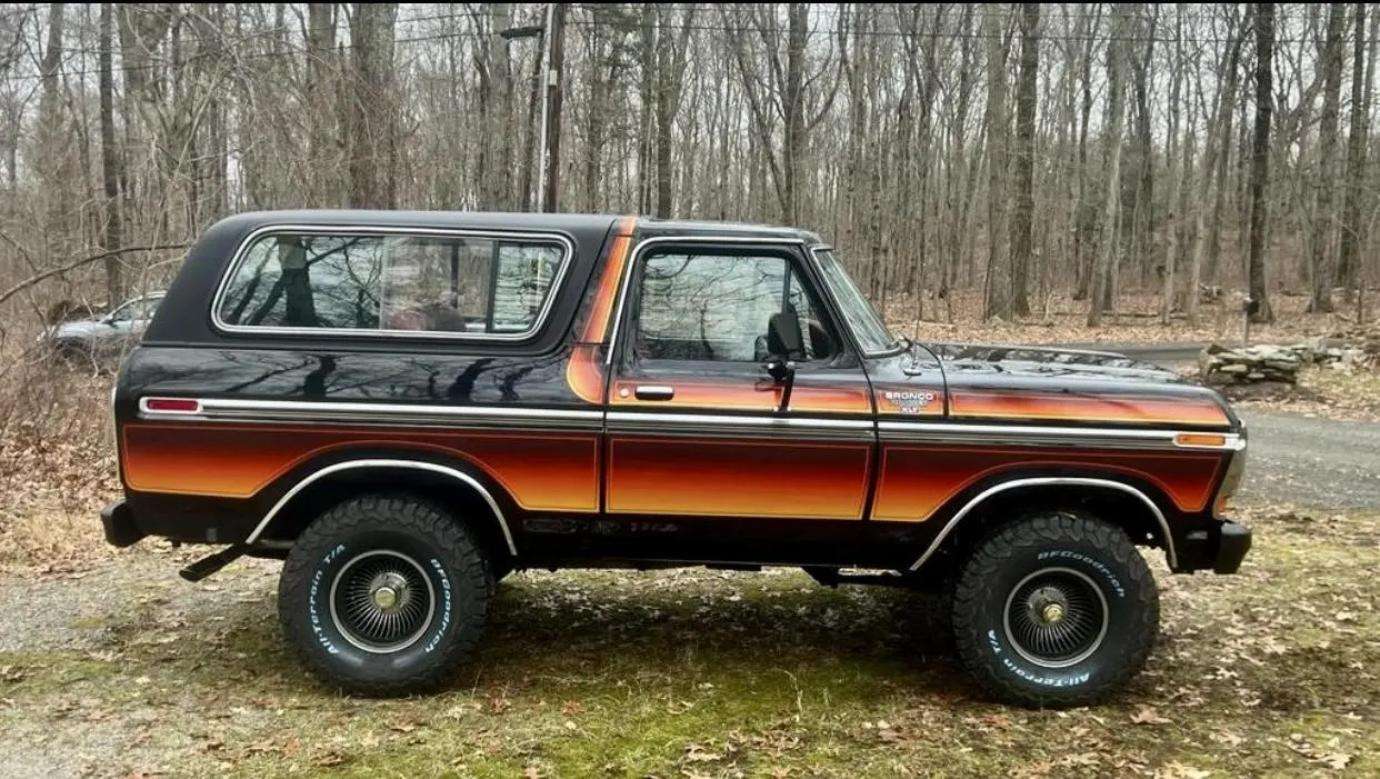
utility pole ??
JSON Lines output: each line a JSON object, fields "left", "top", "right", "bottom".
{"left": 537, "top": 3, "right": 566, "bottom": 212}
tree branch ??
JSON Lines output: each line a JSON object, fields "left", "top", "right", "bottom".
{"left": 0, "top": 244, "right": 188, "bottom": 309}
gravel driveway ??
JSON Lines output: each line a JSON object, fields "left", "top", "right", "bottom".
{"left": 1236, "top": 409, "right": 1380, "bottom": 509}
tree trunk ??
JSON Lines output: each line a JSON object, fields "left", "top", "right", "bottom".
{"left": 306, "top": 4, "right": 337, "bottom": 206}
{"left": 1338, "top": 3, "right": 1370, "bottom": 296}
{"left": 1309, "top": 4, "right": 1345, "bottom": 313}
{"left": 99, "top": 2, "right": 123, "bottom": 303}
{"left": 1088, "top": 9, "right": 1126, "bottom": 327}
{"left": 346, "top": 3, "right": 398, "bottom": 209}
{"left": 982, "top": 8, "right": 1011, "bottom": 321}
{"left": 1246, "top": 3, "right": 1276, "bottom": 324}
{"left": 1072, "top": 7, "right": 1098, "bottom": 301}
{"left": 782, "top": 3, "right": 808, "bottom": 224}
{"left": 1207, "top": 14, "right": 1244, "bottom": 286}
{"left": 1009, "top": 4, "right": 1039, "bottom": 318}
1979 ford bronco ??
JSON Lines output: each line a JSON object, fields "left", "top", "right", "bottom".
{"left": 101, "top": 211, "right": 1250, "bottom": 707}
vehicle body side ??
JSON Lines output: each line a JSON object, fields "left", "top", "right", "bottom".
{"left": 108, "top": 210, "right": 1247, "bottom": 577}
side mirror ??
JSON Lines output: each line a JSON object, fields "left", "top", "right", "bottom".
{"left": 763, "top": 312, "right": 802, "bottom": 413}
{"left": 767, "top": 312, "right": 804, "bottom": 359}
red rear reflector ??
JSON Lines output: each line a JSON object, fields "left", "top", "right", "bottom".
{"left": 144, "top": 397, "right": 201, "bottom": 413}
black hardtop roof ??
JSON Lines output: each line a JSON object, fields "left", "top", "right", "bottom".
{"left": 213, "top": 209, "right": 822, "bottom": 243}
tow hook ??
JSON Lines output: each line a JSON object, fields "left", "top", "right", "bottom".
{"left": 179, "top": 544, "right": 247, "bottom": 582}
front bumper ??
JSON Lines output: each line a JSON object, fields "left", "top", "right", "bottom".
{"left": 1213, "top": 520, "right": 1252, "bottom": 574}
{"left": 1176, "top": 518, "right": 1252, "bottom": 573}
{"left": 100, "top": 499, "right": 146, "bottom": 547}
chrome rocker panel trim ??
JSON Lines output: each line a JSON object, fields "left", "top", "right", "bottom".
{"left": 880, "top": 420, "right": 1245, "bottom": 452}
{"left": 244, "top": 459, "right": 518, "bottom": 556}
{"left": 906, "top": 477, "right": 1176, "bottom": 572}
{"left": 139, "top": 396, "right": 603, "bottom": 430}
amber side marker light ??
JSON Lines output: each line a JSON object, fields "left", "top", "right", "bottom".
{"left": 143, "top": 397, "right": 201, "bottom": 413}
{"left": 1174, "top": 432, "right": 1227, "bottom": 448}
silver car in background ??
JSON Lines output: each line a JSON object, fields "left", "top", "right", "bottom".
{"left": 47, "top": 292, "right": 164, "bottom": 361}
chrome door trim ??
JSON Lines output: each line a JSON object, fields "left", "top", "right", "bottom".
{"left": 906, "top": 477, "right": 1175, "bottom": 572}
{"left": 245, "top": 458, "right": 517, "bottom": 555}
{"left": 210, "top": 224, "right": 576, "bottom": 342}
{"left": 605, "top": 410, "right": 875, "bottom": 441}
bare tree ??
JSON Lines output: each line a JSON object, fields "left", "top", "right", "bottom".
{"left": 982, "top": 6, "right": 1011, "bottom": 321}
{"left": 1009, "top": 3, "right": 1039, "bottom": 319}
{"left": 98, "top": 3, "right": 122, "bottom": 302}
{"left": 1246, "top": 2, "right": 1275, "bottom": 324}
{"left": 1339, "top": 3, "right": 1371, "bottom": 299}
{"left": 1088, "top": 6, "right": 1127, "bottom": 327}
{"left": 346, "top": 3, "right": 398, "bottom": 210}
{"left": 1309, "top": 3, "right": 1346, "bottom": 313}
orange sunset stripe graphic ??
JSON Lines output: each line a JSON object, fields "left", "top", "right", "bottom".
{"left": 606, "top": 436, "right": 872, "bottom": 519}
{"left": 122, "top": 423, "right": 600, "bottom": 512}
{"left": 565, "top": 216, "right": 636, "bottom": 404}
{"left": 871, "top": 444, "right": 1226, "bottom": 521}
{"left": 948, "top": 389, "right": 1230, "bottom": 427}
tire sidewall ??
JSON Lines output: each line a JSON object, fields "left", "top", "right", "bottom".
{"left": 973, "top": 539, "right": 1142, "bottom": 695}
{"left": 291, "top": 526, "right": 470, "bottom": 686}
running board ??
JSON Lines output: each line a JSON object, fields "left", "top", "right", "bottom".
{"left": 179, "top": 545, "right": 247, "bottom": 582}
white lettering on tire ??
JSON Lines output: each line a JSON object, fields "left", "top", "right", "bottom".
{"left": 1038, "top": 550, "right": 1125, "bottom": 598}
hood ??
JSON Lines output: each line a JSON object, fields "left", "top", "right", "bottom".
{"left": 923, "top": 342, "right": 1186, "bottom": 384}
{"left": 916, "top": 341, "right": 1237, "bottom": 429}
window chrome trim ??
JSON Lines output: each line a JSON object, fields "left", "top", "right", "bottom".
{"left": 209, "top": 224, "right": 576, "bottom": 342}
{"left": 245, "top": 458, "right": 517, "bottom": 555}
{"left": 808, "top": 244, "right": 902, "bottom": 359}
{"left": 605, "top": 235, "right": 810, "bottom": 366}
{"left": 906, "top": 477, "right": 1176, "bottom": 572}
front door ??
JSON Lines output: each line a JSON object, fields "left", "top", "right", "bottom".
{"left": 604, "top": 241, "right": 875, "bottom": 525}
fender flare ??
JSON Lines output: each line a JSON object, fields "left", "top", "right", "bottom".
{"left": 906, "top": 477, "right": 1175, "bottom": 572}
{"left": 243, "top": 458, "right": 517, "bottom": 556}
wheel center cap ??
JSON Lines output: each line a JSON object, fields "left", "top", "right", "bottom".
{"left": 372, "top": 586, "right": 398, "bottom": 609}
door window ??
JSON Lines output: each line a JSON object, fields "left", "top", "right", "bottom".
{"left": 632, "top": 250, "right": 839, "bottom": 363}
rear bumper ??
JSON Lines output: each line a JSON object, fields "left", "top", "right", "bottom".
{"left": 1213, "top": 519, "right": 1252, "bottom": 574}
{"left": 100, "top": 499, "right": 146, "bottom": 547}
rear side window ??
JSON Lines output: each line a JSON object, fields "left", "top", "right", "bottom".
{"left": 215, "top": 231, "right": 568, "bottom": 336}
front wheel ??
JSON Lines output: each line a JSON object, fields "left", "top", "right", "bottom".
{"left": 277, "top": 493, "right": 491, "bottom": 696}
{"left": 951, "top": 510, "right": 1159, "bottom": 708}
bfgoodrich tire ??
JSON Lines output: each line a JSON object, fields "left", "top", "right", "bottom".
{"left": 277, "top": 493, "right": 490, "bottom": 696}
{"left": 951, "top": 511, "right": 1159, "bottom": 708}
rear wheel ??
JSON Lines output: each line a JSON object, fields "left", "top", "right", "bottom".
{"left": 951, "top": 510, "right": 1159, "bottom": 708}
{"left": 277, "top": 493, "right": 490, "bottom": 696}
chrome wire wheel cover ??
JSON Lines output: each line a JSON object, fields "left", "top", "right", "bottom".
{"left": 1002, "top": 567, "right": 1109, "bottom": 669}
{"left": 329, "top": 550, "right": 436, "bottom": 653}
